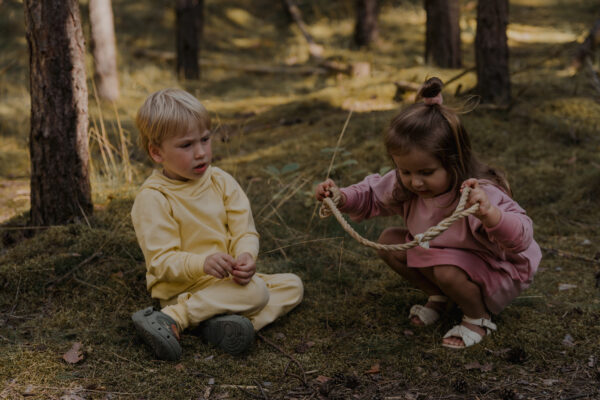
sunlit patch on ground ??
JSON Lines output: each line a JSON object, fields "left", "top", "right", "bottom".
{"left": 0, "top": 179, "right": 29, "bottom": 223}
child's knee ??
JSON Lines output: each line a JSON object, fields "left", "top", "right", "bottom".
{"left": 284, "top": 273, "right": 304, "bottom": 302}
{"left": 245, "top": 277, "right": 270, "bottom": 309}
{"left": 377, "top": 228, "right": 407, "bottom": 262}
{"left": 432, "top": 265, "right": 466, "bottom": 287}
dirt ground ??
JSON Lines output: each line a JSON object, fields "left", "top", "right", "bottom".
{"left": 1, "top": 0, "right": 600, "bottom": 399}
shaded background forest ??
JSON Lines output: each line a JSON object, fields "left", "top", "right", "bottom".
{"left": 1, "top": 0, "right": 600, "bottom": 399}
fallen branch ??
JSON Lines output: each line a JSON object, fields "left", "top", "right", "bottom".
{"left": 282, "top": 0, "right": 324, "bottom": 60}
{"left": 257, "top": 332, "right": 308, "bottom": 386}
{"left": 46, "top": 251, "right": 103, "bottom": 287}
{"left": 541, "top": 246, "right": 600, "bottom": 265}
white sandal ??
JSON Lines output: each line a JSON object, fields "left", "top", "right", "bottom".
{"left": 408, "top": 295, "right": 448, "bottom": 326}
{"left": 442, "top": 315, "right": 497, "bottom": 349}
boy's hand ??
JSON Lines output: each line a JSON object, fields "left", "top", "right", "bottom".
{"left": 315, "top": 178, "right": 346, "bottom": 206}
{"left": 204, "top": 252, "right": 235, "bottom": 279}
{"left": 231, "top": 252, "right": 256, "bottom": 286}
{"left": 461, "top": 179, "right": 501, "bottom": 228}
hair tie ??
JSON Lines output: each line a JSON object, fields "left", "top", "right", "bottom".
{"left": 423, "top": 93, "right": 443, "bottom": 106}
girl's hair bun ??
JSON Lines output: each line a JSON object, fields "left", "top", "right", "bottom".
{"left": 419, "top": 77, "right": 444, "bottom": 99}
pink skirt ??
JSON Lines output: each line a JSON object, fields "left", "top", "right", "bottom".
{"left": 407, "top": 246, "right": 531, "bottom": 314}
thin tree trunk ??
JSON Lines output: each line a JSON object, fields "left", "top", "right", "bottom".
{"left": 175, "top": 0, "right": 201, "bottom": 80}
{"left": 24, "top": 0, "right": 92, "bottom": 226}
{"left": 89, "top": 0, "right": 119, "bottom": 101}
{"left": 354, "top": 0, "right": 379, "bottom": 47}
{"left": 425, "top": 0, "right": 461, "bottom": 68}
{"left": 475, "top": 0, "right": 510, "bottom": 104}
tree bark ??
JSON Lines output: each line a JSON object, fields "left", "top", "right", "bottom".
{"left": 475, "top": 0, "right": 511, "bottom": 104}
{"left": 24, "top": 0, "right": 92, "bottom": 226}
{"left": 354, "top": 0, "right": 379, "bottom": 47}
{"left": 425, "top": 0, "right": 461, "bottom": 68}
{"left": 89, "top": 0, "right": 119, "bottom": 101}
{"left": 175, "top": 0, "right": 201, "bottom": 80}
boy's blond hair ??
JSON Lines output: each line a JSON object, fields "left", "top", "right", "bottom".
{"left": 136, "top": 88, "right": 211, "bottom": 157}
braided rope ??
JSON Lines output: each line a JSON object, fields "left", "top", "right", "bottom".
{"left": 319, "top": 186, "right": 479, "bottom": 251}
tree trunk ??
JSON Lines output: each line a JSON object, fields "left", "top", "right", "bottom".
{"left": 475, "top": 0, "right": 510, "bottom": 104}
{"left": 24, "top": 0, "right": 92, "bottom": 226}
{"left": 354, "top": 0, "right": 379, "bottom": 47}
{"left": 175, "top": 0, "right": 201, "bottom": 80}
{"left": 425, "top": 0, "right": 461, "bottom": 68}
{"left": 89, "top": 0, "right": 119, "bottom": 101}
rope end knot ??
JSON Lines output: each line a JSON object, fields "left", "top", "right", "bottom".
{"left": 319, "top": 186, "right": 343, "bottom": 219}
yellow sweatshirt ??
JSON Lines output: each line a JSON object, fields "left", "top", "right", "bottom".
{"left": 131, "top": 166, "right": 260, "bottom": 300}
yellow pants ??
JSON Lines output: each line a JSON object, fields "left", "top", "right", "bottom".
{"left": 160, "top": 273, "right": 303, "bottom": 331}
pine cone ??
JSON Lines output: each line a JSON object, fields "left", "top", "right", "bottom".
{"left": 500, "top": 387, "right": 516, "bottom": 400}
{"left": 507, "top": 347, "right": 528, "bottom": 364}
{"left": 452, "top": 378, "right": 468, "bottom": 393}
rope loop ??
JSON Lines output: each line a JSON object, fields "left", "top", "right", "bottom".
{"left": 319, "top": 185, "right": 479, "bottom": 251}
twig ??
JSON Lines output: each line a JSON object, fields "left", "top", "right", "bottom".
{"left": 233, "top": 385, "right": 265, "bottom": 399}
{"left": 541, "top": 246, "right": 600, "bottom": 265}
{"left": 0, "top": 225, "right": 52, "bottom": 230}
{"left": 253, "top": 380, "right": 270, "bottom": 400}
{"left": 73, "top": 277, "right": 117, "bottom": 294}
{"left": 109, "top": 351, "right": 154, "bottom": 372}
{"left": 306, "top": 110, "right": 353, "bottom": 231}
{"left": 259, "top": 237, "right": 343, "bottom": 255}
{"left": 282, "top": 0, "right": 323, "bottom": 60}
{"left": 560, "top": 393, "right": 599, "bottom": 400}
{"left": 4, "top": 275, "right": 21, "bottom": 325}
{"left": 325, "top": 110, "right": 353, "bottom": 181}
{"left": 257, "top": 332, "right": 308, "bottom": 386}
{"left": 260, "top": 178, "right": 310, "bottom": 222}
{"left": 445, "top": 66, "right": 477, "bottom": 86}
{"left": 46, "top": 251, "right": 103, "bottom": 287}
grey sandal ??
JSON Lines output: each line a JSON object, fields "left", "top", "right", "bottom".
{"left": 199, "top": 315, "right": 255, "bottom": 355}
{"left": 132, "top": 307, "right": 182, "bottom": 361}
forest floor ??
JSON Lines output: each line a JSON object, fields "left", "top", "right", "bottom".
{"left": 1, "top": 0, "right": 600, "bottom": 399}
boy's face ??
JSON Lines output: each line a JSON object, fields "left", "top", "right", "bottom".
{"left": 149, "top": 127, "right": 212, "bottom": 181}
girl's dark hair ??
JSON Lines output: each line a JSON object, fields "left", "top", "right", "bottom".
{"left": 384, "top": 77, "right": 511, "bottom": 202}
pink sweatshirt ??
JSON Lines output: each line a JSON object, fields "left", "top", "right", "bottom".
{"left": 339, "top": 171, "right": 542, "bottom": 314}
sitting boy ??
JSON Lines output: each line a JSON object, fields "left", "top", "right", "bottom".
{"left": 131, "top": 88, "right": 304, "bottom": 360}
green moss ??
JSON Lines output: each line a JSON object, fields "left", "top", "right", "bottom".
{"left": 2, "top": 0, "right": 600, "bottom": 398}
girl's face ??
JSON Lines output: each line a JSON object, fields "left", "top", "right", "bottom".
{"left": 149, "top": 127, "right": 212, "bottom": 181}
{"left": 392, "top": 147, "right": 451, "bottom": 198}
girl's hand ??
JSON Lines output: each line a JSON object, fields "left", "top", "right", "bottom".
{"left": 231, "top": 252, "right": 256, "bottom": 286}
{"left": 315, "top": 179, "right": 346, "bottom": 206}
{"left": 204, "top": 252, "right": 235, "bottom": 279}
{"left": 461, "top": 179, "right": 501, "bottom": 228}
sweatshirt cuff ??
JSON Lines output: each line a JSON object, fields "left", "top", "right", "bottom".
{"left": 186, "top": 253, "right": 207, "bottom": 278}
{"left": 484, "top": 211, "right": 521, "bottom": 241}
{"left": 235, "top": 237, "right": 260, "bottom": 261}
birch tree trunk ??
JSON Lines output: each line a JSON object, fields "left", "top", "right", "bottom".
{"left": 425, "top": 0, "right": 461, "bottom": 68}
{"left": 89, "top": 0, "right": 119, "bottom": 101}
{"left": 475, "top": 0, "right": 511, "bottom": 104}
{"left": 24, "top": 0, "right": 92, "bottom": 226}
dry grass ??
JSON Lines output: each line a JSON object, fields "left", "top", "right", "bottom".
{"left": 1, "top": 0, "right": 600, "bottom": 399}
